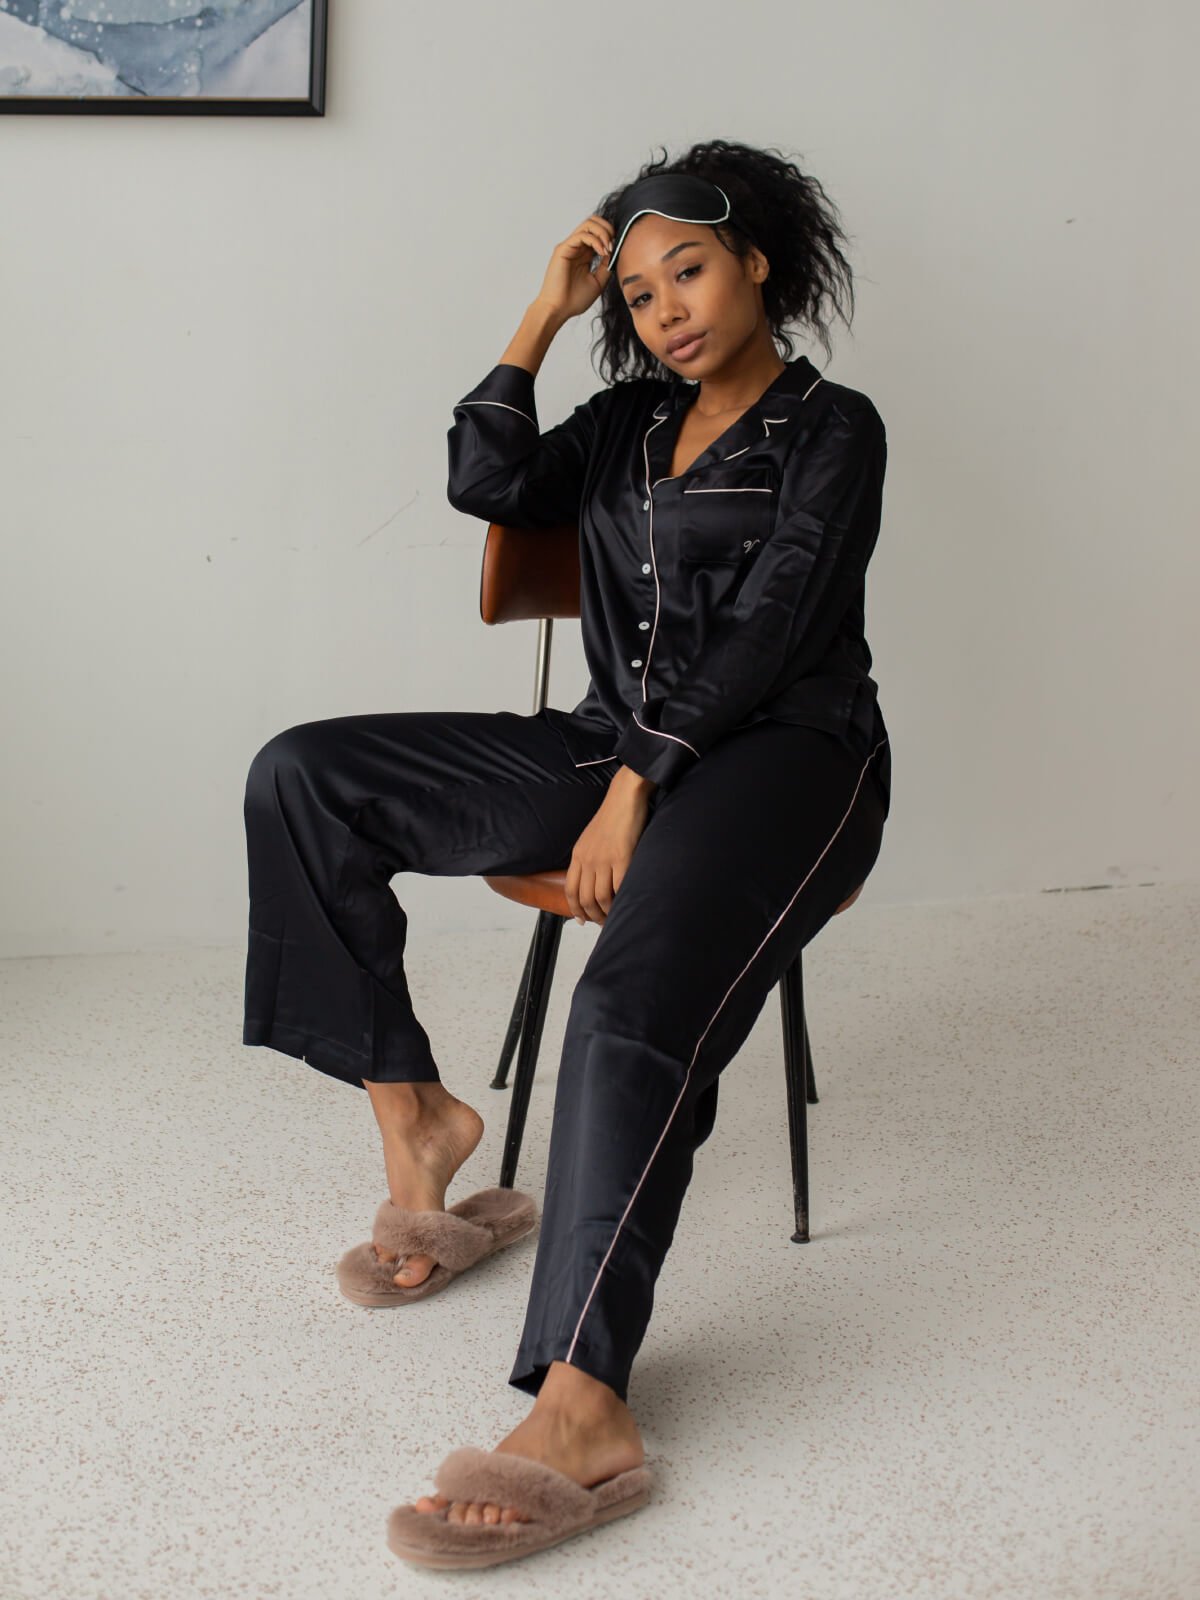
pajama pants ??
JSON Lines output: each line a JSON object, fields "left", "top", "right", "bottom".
{"left": 242, "top": 704, "right": 890, "bottom": 1404}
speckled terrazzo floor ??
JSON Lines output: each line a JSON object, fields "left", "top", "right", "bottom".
{"left": 1, "top": 880, "right": 1196, "bottom": 1599}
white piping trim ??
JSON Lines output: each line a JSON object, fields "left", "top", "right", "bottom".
{"left": 639, "top": 408, "right": 672, "bottom": 698}
{"left": 453, "top": 399, "right": 537, "bottom": 428}
{"left": 631, "top": 708, "right": 699, "bottom": 759}
{"left": 722, "top": 410, "right": 793, "bottom": 460}
{"left": 563, "top": 734, "right": 889, "bottom": 1370}
{"left": 681, "top": 486, "right": 772, "bottom": 494}
{"left": 574, "top": 754, "right": 619, "bottom": 766}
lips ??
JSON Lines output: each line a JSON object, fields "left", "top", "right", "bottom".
{"left": 667, "top": 332, "right": 706, "bottom": 361}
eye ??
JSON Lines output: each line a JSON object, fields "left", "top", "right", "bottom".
{"left": 627, "top": 263, "right": 701, "bottom": 310}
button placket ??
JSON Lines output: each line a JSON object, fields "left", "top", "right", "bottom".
{"left": 636, "top": 404, "right": 675, "bottom": 701}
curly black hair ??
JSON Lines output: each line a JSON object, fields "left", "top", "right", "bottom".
{"left": 589, "top": 138, "right": 857, "bottom": 387}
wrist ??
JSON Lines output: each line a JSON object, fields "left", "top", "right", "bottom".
{"left": 526, "top": 297, "right": 570, "bottom": 334}
{"left": 611, "top": 764, "right": 658, "bottom": 796}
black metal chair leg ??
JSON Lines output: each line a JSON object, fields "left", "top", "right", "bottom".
{"left": 490, "top": 920, "right": 538, "bottom": 1090}
{"left": 780, "top": 952, "right": 811, "bottom": 1243}
{"left": 796, "top": 958, "right": 818, "bottom": 1105}
{"left": 498, "top": 909, "right": 565, "bottom": 1190}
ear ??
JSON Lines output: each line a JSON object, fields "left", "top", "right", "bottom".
{"left": 747, "top": 244, "right": 770, "bottom": 283}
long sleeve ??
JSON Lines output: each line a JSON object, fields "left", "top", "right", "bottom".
{"left": 446, "top": 361, "right": 605, "bottom": 529}
{"left": 612, "top": 399, "right": 888, "bottom": 790}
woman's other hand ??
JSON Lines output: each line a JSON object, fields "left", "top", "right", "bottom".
{"left": 564, "top": 766, "right": 656, "bottom": 925}
{"left": 535, "top": 213, "right": 614, "bottom": 323}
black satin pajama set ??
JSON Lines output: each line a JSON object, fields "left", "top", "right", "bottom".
{"left": 242, "top": 353, "right": 893, "bottom": 1404}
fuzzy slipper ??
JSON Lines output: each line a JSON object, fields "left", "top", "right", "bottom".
{"left": 385, "top": 1445, "right": 654, "bottom": 1569}
{"left": 336, "top": 1186, "right": 538, "bottom": 1307}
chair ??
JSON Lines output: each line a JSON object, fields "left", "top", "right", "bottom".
{"left": 476, "top": 519, "right": 865, "bottom": 1243}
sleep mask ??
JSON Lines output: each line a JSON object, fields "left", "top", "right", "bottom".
{"left": 594, "top": 173, "right": 755, "bottom": 277}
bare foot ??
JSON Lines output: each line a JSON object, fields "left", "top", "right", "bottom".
{"left": 367, "top": 1082, "right": 485, "bottom": 1289}
{"left": 411, "top": 1361, "right": 645, "bottom": 1526}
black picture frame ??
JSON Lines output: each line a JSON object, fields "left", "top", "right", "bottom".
{"left": 0, "top": 0, "right": 328, "bottom": 116}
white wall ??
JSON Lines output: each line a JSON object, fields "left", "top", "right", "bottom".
{"left": 2, "top": 0, "right": 1197, "bottom": 958}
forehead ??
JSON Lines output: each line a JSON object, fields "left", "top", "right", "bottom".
{"left": 617, "top": 212, "right": 714, "bottom": 277}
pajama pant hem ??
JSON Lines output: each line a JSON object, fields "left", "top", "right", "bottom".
{"left": 242, "top": 1020, "right": 441, "bottom": 1091}
{"left": 507, "top": 1333, "right": 631, "bottom": 1406}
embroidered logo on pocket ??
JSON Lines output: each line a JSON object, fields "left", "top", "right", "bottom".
{"left": 679, "top": 474, "right": 776, "bottom": 565}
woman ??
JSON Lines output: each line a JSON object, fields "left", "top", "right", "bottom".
{"left": 242, "top": 138, "right": 892, "bottom": 1567}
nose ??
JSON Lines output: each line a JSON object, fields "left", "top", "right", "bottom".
{"left": 658, "top": 287, "right": 687, "bottom": 328}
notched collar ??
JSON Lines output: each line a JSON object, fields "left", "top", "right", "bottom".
{"left": 646, "top": 354, "right": 826, "bottom": 483}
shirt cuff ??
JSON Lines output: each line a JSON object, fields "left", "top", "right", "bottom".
{"left": 454, "top": 362, "right": 540, "bottom": 423}
{"left": 611, "top": 710, "right": 701, "bottom": 791}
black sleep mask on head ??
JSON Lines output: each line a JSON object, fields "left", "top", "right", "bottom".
{"left": 595, "top": 173, "right": 756, "bottom": 277}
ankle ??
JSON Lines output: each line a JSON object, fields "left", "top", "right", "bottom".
{"left": 533, "top": 1362, "right": 628, "bottom": 1424}
{"left": 367, "top": 1079, "right": 452, "bottom": 1127}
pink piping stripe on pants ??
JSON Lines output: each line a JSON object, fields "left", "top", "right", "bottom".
{"left": 561, "top": 734, "right": 890, "bottom": 1374}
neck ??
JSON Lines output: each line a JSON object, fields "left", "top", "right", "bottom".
{"left": 692, "top": 336, "right": 787, "bottom": 417}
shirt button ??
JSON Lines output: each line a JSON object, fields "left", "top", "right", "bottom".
{"left": 638, "top": 621, "right": 649, "bottom": 630}
{"left": 642, "top": 499, "right": 650, "bottom": 510}
{"left": 631, "top": 658, "right": 643, "bottom": 668}
{"left": 641, "top": 562, "right": 651, "bottom": 573}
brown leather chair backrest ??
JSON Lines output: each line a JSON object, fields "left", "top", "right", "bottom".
{"left": 479, "top": 522, "right": 581, "bottom": 624}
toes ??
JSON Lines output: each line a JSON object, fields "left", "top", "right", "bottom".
{"left": 444, "top": 1498, "right": 532, "bottom": 1525}
{"left": 392, "top": 1252, "right": 435, "bottom": 1287}
{"left": 413, "top": 1493, "right": 449, "bottom": 1514}
{"left": 370, "top": 1242, "right": 435, "bottom": 1287}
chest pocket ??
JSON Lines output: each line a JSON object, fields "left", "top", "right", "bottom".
{"left": 679, "top": 468, "right": 777, "bottom": 564}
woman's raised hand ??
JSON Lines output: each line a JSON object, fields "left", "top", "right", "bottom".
{"left": 535, "top": 213, "right": 615, "bottom": 322}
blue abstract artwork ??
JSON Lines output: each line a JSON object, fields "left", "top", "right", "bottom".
{"left": 0, "top": 0, "right": 327, "bottom": 111}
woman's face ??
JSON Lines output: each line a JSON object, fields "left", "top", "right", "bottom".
{"left": 614, "top": 211, "right": 768, "bottom": 376}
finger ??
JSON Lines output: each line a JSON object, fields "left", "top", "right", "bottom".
{"left": 564, "top": 860, "right": 582, "bottom": 923}
{"left": 580, "top": 214, "right": 614, "bottom": 244}
{"left": 570, "top": 220, "right": 607, "bottom": 255}
{"left": 583, "top": 242, "right": 610, "bottom": 277}
{"left": 577, "top": 223, "right": 612, "bottom": 265}
{"left": 578, "top": 867, "right": 599, "bottom": 925}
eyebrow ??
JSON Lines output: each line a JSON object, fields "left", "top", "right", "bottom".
{"left": 620, "top": 239, "right": 704, "bottom": 288}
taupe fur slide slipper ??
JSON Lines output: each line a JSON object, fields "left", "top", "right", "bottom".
{"left": 386, "top": 1445, "right": 654, "bottom": 1568}
{"left": 336, "top": 1186, "right": 538, "bottom": 1307}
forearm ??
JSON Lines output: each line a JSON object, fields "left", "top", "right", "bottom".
{"left": 499, "top": 300, "right": 569, "bottom": 380}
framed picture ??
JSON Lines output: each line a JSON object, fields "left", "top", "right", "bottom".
{"left": 0, "top": 0, "right": 328, "bottom": 115}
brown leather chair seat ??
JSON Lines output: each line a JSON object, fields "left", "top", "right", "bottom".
{"left": 484, "top": 867, "right": 863, "bottom": 919}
